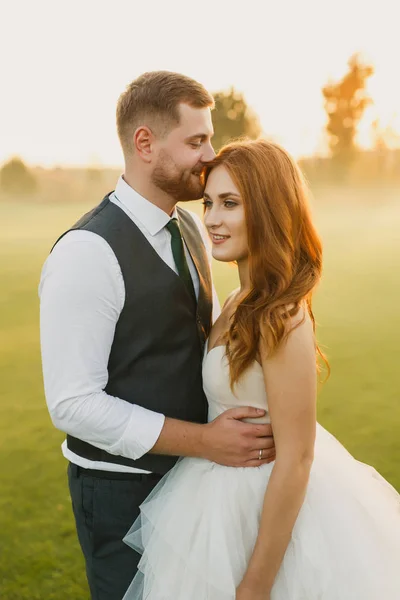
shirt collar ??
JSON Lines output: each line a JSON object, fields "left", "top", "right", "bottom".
{"left": 114, "top": 176, "right": 178, "bottom": 236}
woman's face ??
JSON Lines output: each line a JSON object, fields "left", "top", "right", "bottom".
{"left": 203, "top": 165, "right": 248, "bottom": 263}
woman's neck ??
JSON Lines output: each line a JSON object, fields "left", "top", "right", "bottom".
{"left": 237, "top": 257, "right": 251, "bottom": 295}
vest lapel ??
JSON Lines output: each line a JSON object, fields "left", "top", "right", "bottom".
{"left": 178, "top": 207, "right": 213, "bottom": 349}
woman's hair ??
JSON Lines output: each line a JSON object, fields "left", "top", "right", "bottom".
{"left": 203, "top": 139, "right": 328, "bottom": 387}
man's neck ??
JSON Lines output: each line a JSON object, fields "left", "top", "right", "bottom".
{"left": 122, "top": 171, "right": 176, "bottom": 217}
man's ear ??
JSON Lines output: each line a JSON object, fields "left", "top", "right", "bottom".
{"left": 133, "top": 126, "right": 155, "bottom": 163}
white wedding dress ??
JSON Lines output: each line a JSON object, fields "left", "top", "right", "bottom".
{"left": 123, "top": 342, "right": 400, "bottom": 599}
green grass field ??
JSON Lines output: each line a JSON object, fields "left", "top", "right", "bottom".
{"left": 1, "top": 188, "right": 399, "bottom": 599}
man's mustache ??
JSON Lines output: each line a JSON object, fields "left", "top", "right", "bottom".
{"left": 191, "top": 167, "right": 204, "bottom": 176}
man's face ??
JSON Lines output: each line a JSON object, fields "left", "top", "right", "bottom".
{"left": 151, "top": 103, "right": 215, "bottom": 201}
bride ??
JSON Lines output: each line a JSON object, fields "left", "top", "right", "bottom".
{"left": 122, "top": 139, "right": 400, "bottom": 599}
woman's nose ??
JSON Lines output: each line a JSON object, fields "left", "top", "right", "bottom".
{"left": 204, "top": 207, "right": 222, "bottom": 229}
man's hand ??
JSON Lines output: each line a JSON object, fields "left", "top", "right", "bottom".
{"left": 150, "top": 407, "right": 275, "bottom": 466}
{"left": 200, "top": 407, "right": 275, "bottom": 467}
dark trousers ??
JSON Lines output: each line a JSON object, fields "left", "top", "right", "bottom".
{"left": 68, "top": 462, "right": 163, "bottom": 600}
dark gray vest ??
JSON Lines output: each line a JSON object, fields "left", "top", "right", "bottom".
{"left": 52, "top": 193, "right": 213, "bottom": 474}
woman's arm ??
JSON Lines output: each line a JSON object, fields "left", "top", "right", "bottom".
{"left": 237, "top": 308, "right": 317, "bottom": 599}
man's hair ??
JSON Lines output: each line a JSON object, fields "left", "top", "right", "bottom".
{"left": 116, "top": 71, "right": 214, "bottom": 157}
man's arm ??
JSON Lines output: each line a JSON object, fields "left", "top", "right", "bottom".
{"left": 40, "top": 230, "right": 275, "bottom": 466}
{"left": 151, "top": 405, "right": 276, "bottom": 467}
{"left": 39, "top": 230, "right": 165, "bottom": 461}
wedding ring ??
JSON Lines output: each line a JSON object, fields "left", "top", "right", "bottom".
{"left": 258, "top": 448, "right": 263, "bottom": 460}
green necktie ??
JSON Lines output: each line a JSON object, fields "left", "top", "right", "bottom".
{"left": 166, "top": 218, "right": 196, "bottom": 303}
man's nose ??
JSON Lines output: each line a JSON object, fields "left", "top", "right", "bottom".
{"left": 202, "top": 141, "right": 216, "bottom": 162}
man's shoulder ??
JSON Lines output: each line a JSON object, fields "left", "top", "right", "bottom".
{"left": 177, "top": 205, "right": 198, "bottom": 219}
{"left": 47, "top": 231, "right": 118, "bottom": 274}
{"left": 178, "top": 205, "right": 212, "bottom": 263}
{"left": 177, "top": 206, "right": 204, "bottom": 233}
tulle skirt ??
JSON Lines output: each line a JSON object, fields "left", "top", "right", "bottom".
{"left": 123, "top": 424, "right": 400, "bottom": 599}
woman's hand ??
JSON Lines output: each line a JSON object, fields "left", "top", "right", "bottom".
{"left": 236, "top": 578, "right": 270, "bottom": 600}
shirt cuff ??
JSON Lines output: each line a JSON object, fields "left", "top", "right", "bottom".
{"left": 108, "top": 404, "right": 166, "bottom": 461}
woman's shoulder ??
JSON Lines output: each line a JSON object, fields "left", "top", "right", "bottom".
{"left": 260, "top": 301, "right": 315, "bottom": 354}
{"left": 285, "top": 302, "right": 311, "bottom": 329}
{"left": 222, "top": 287, "right": 241, "bottom": 310}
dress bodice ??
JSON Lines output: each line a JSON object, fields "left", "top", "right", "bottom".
{"left": 202, "top": 342, "right": 270, "bottom": 424}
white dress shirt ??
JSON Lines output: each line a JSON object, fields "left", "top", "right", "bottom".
{"left": 39, "top": 176, "right": 220, "bottom": 473}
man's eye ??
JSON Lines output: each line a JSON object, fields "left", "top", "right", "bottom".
{"left": 191, "top": 142, "right": 202, "bottom": 148}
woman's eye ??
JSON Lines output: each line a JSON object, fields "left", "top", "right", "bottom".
{"left": 224, "top": 200, "right": 237, "bottom": 208}
{"left": 202, "top": 199, "right": 212, "bottom": 208}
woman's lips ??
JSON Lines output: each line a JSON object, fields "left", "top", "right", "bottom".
{"left": 210, "top": 233, "right": 230, "bottom": 245}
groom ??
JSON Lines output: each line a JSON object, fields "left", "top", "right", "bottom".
{"left": 39, "top": 71, "right": 275, "bottom": 599}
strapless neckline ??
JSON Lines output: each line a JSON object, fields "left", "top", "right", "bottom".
{"left": 205, "top": 342, "right": 226, "bottom": 358}
{"left": 204, "top": 339, "right": 263, "bottom": 371}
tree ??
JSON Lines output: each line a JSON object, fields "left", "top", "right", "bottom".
{"left": 86, "top": 166, "right": 103, "bottom": 184}
{"left": 322, "top": 54, "right": 374, "bottom": 166}
{"left": 0, "top": 157, "right": 37, "bottom": 196}
{"left": 371, "top": 119, "right": 400, "bottom": 151}
{"left": 212, "top": 88, "right": 262, "bottom": 152}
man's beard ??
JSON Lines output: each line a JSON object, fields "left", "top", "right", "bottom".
{"left": 151, "top": 150, "right": 205, "bottom": 202}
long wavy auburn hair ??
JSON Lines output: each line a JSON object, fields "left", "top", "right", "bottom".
{"left": 203, "top": 139, "right": 328, "bottom": 387}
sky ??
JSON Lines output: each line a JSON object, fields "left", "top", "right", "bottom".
{"left": 1, "top": 0, "right": 399, "bottom": 167}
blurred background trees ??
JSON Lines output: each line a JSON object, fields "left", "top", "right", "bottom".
{"left": 322, "top": 54, "right": 374, "bottom": 165}
{"left": 1, "top": 56, "right": 400, "bottom": 203}
{"left": 1, "top": 157, "right": 37, "bottom": 196}
{"left": 211, "top": 88, "right": 262, "bottom": 152}
{"left": 302, "top": 53, "right": 400, "bottom": 185}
